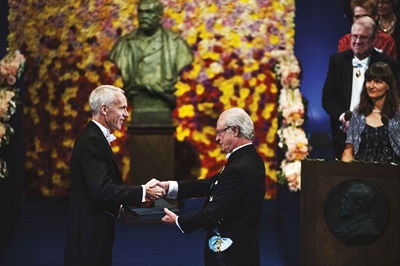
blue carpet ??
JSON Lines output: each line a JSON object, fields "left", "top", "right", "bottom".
{"left": 0, "top": 198, "right": 284, "bottom": 266}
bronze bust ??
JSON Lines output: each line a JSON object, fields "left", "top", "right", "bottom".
{"left": 109, "top": 0, "right": 193, "bottom": 124}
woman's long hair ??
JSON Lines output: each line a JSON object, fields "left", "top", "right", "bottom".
{"left": 357, "top": 62, "right": 399, "bottom": 118}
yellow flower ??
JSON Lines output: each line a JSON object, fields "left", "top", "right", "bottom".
{"left": 41, "top": 187, "right": 52, "bottom": 197}
{"left": 266, "top": 117, "right": 278, "bottom": 143}
{"left": 201, "top": 51, "right": 220, "bottom": 61}
{"left": 50, "top": 121, "right": 59, "bottom": 131}
{"left": 52, "top": 173, "right": 62, "bottom": 185}
{"left": 193, "top": 131, "right": 210, "bottom": 145}
{"left": 178, "top": 104, "right": 195, "bottom": 118}
{"left": 112, "top": 146, "right": 120, "bottom": 153}
{"left": 269, "top": 35, "right": 280, "bottom": 45}
{"left": 115, "top": 77, "right": 124, "bottom": 88}
{"left": 201, "top": 125, "right": 215, "bottom": 136}
{"left": 185, "top": 64, "right": 201, "bottom": 80}
{"left": 122, "top": 156, "right": 130, "bottom": 182}
{"left": 228, "top": 32, "right": 241, "bottom": 49}
{"left": 63, "top": 138, "right": 75, "bottom": 148}
{"left": 174, "top": 81, "right": 191, "bottom": 97}
{"left": 198, "top": 167, "right": 208, "bottom": 180}
{"left": 208, "top": 147, "right": 222, "bottom": 159}
{"left": 176, "top": 125, "right": 190, "bottom": 141}
{"left": 198, "top": 103, "right": 216, "bottom": 117}
{"left": 185, "top": 27, "right": 198, "bottom": 46}
{"left": 262, "top": 103, "right": 276, "bottom": 120}
{"left": 85, "top": 71, "right": 100, "bottom": 83}
{"left": 196, "top": 84, "right": 205, "bottom": 95}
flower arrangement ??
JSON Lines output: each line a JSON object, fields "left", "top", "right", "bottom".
{"left": 273, "top": 51, "right": 309, "bottom": 192}
{"left": 0, "top": 50, "right": 25, "bottom": 179}
{"left": 7, "top": 0, "right": 302, "bottom": 197}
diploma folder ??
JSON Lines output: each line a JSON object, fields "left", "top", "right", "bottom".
{"left": 128, "top": 199, "right": 179, "bottom": 221}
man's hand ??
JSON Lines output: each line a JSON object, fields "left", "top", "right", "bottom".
{"left": 161, "top": 208, "right": 177, "bottom": 225}
{"left": 157, "top": 181, "right": 169, "bottom": 192}
{"left": 145, "top": 178, "right": 165, "bottom": 201}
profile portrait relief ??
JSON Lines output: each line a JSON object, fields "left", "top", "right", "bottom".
{"left": 109, "top": 0, "right": 194, "bottom": 125}
{"left": 324, "top": 179, "right": 389, "bottom": 246}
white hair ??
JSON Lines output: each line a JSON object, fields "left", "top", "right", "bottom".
{"left": 89, "top": 85, "right": 124, "bottom": 115}
{"left": 220, "top": 107, "right": 255, "bottom": 140}
{"left": 351, "top": 16, "right": 377, "bottom": 39}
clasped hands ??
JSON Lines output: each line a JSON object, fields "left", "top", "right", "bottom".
{"left": 144, "top": 179, "right": 177, "bottom": 224}
{"left": 145, "top": 178, "right": 169, "bottom": 201}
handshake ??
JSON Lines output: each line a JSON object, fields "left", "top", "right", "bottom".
{"left": 144, "top": 178, "right": 170, "bottom": 201}
{"left": 144, "top": 178, "right": 178, "bottom": 224}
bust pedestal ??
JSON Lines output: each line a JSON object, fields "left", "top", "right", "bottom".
{"left": 128, "top": 124, "right": 176, "bottom": 185}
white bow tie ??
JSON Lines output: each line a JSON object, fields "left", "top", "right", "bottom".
{"left": 106, "top": 133, "right": 116, "bottom": 143}
{"left": 352, "top": 57, "right": 369, "bottom": 68}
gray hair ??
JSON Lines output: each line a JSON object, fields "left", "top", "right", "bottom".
{"left": 351, "top": 16, "right": 377, "bottom": 39}
{"left": 220, "top": 107, "right": 255, "bottom": 140}
{"left": 89, "top": 85, "right": 124, "bottom": 115}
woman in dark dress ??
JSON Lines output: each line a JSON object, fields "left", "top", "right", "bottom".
{"left": 342, "top": 62, "right": 400, "bottom": 163}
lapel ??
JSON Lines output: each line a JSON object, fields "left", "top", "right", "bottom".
{"left": 368, "top": 49, "right": 381, "bottom": 66}
{"left": 87, "top": 121, "right": 120, "bottom": 175}
{"left": 342, "top": 50, "right": 354, "bottom": 108}
{"left": 206, "top": 145, "right": 255, "bottom": 205}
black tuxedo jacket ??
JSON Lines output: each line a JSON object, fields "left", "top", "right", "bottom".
{"left": 322, "top": 49, "right": 400, "bottom": 158}
{"left": 177, "top": 145, "right": 266, "bottom": 266}
{"left": 65, "top": 121, "right": 143, "bottom": 266}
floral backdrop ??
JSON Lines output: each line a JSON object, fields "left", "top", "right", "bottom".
{"left": 7, "top": 0, "right": 306, "bottom": 197}
{"left": 0, "top": 50, "right": 25, "bottom": 179}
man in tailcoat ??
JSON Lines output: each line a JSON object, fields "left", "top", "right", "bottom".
{"left": 64, "top": 85, "right": 165, "bottom": 266}
{"left": 160, "top": 107, "right": 266, "bottom": 266}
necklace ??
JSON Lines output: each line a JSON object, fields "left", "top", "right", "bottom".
{"left": 378, "top": 18, "right": 396, "bottom": 33}
{"left": 372, "top": 109, "right": 381, "bottom": 113}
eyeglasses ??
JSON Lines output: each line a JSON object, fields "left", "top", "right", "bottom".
{"left": 350, "top": 34, "right": 371, "bottom": 42}
{"left": 216, "top": 126, "right": 232, "bottom": 136}
{"left": 378, "top": 0, "right": 392, "bottom": 4}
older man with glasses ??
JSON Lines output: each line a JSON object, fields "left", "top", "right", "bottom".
{"left": 158, "top": 107, "right": 266, "bottom": 266}
{"left": 338, "top": 0, "right": 397, "bottom": 60}
{"left": 322, "top": 16, "right": 400, "bottom": 159}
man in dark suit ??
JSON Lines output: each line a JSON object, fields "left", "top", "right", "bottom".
{"left": 160, "top": 107, "right": 266, "bottom": 266}
{"left": 64, "top": 85, "right": 165, "bottom": 266}
{"left": 322, "top": 16, "right": 400, "bottom": 159}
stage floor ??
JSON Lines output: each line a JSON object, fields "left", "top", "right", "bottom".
{"left": 0, "top": 197, "right": 284, "bottom": 266}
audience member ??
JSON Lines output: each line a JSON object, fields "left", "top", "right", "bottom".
{"left": 342, "top": 62, "right": 400, "bottom": 163}
{"left": 377, "top": 0, "right": 400, "bottom": 61}
{"left": 159, "top": 107, "right": 266, "bottom": 266}
{"left": 322, "top": 16, "right": 400, "bottom": 159}
{"left": 338, "top": 0, "right": 397, "bottom": 60}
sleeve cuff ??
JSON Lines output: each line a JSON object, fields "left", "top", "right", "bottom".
{"left": 175, "top": 216, "right": 184, "bottom": 233}
{"left": 167, "top": 181, "right": 178, "bottom": 199}
{"left": 141, "top": 185, "right": 146, "bottom": 202}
